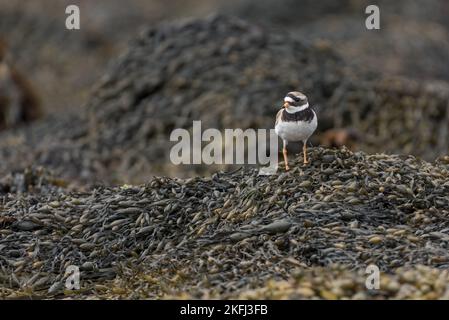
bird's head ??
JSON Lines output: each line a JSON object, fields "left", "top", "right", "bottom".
{"left": 283, "top": 91, "right": 308, "bottom": 110}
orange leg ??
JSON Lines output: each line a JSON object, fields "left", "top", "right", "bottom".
{"left": 283, "top": 147, "right": 290, "bottom": 171}
{"left": 303, "top": 142, "right": 309, "bottom": 165}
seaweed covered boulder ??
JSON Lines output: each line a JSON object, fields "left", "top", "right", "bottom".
{"left": 86, "top": 15, "right": 345, "bottom": 179}
{"left": 321, "top": 77, "right": 449, "bottom": 160}
{"left": 0, "top": 15, "right": 448, "bottom": 185}
{"left": 87, "top": 14, "right": 449, "bottom": 182}
{"left": 224, "top": 0, "right": 449, "bottom": 81}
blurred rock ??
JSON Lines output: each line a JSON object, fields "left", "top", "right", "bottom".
{"left": 0, "top": 15, "right": 448, "bottom": 185}
{"left": 0, "top": 0, "right": 222, "bottom": 115}
{"left": 86, "top": 14, "right": 344, "bottom": 180}
{"left": 323, "top": 76, "right": 449, "bottom": 159}
{"left": 0, "top": 39, "right": 41, "bottom": 130}
{"left": 0, "top": 166, "right": 68, "bottom": 194}
{"left": 319, "top": 128, "right": 360, "bottom": 150}
{"left": 224, "top": 0, "right": 449, "bottom": 81}
{"left": 86, "top": 15, "right": 449, "bottom": 180}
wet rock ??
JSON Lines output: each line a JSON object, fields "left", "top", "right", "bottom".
{"left": 12, "top": 220, "right": 41, "bottom": 231}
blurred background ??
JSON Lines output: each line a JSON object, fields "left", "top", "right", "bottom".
{"left": 0, "top": 0, "right": 448, "bottom": 186}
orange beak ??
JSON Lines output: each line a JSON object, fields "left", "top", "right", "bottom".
{"left": 283, "top": 102, "right": 289, "bottom": 108}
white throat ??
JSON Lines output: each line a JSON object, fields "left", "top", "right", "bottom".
{"left": 285, "top": 103, "right": 309, "bottom": 113}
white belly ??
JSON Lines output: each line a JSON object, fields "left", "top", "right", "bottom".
{"left": 275, "top": 113, "right": 317, "bottom": 143}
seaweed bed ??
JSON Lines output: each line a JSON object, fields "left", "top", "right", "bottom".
{"left": 1, "top": 147, "right": 448, "bottom": 299}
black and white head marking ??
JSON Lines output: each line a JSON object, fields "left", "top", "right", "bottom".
{"left": 284, "top": 92, "right": 308, "bottom": 107}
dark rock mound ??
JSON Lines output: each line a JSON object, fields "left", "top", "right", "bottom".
{"left": 0, "top": 2, "right": 123, "bottom": 114}
{"left": 224, "top": 0, "right": 449, "bottom": 81}
{"left": 87, "top": 15, "right": 449, "bottom": 181}
{"left": 87, "top": 15, "right": 344, "bottom": 179}
{"left": 0, "top": 15, "right": 448, "bottom": 186}
{"left": 322, "top": 77, "right": 449, "bottom": 160}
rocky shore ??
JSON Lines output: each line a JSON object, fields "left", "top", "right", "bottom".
{"left": 1, "top": 3, "right": 449, "bottom": 300}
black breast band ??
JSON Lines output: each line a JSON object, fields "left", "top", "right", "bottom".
{"left": 281, "top": 107, "right": 315, "bottom": 122}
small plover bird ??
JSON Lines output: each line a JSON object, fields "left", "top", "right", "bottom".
{"left": 275, "top": 91, "right": 317, "bottom": 170}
